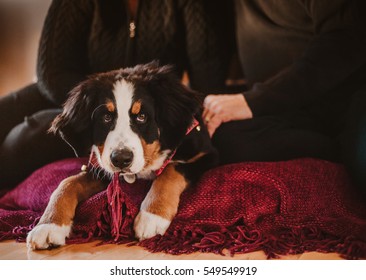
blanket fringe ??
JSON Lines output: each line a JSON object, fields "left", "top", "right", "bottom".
{"left": 137, "top": 224, "right": 366, "bottom": 259}
{"left": 1, "top": 212, "right": 365, "bottom": 259}
{"left": 2, "top": 214, "right": 365, "bottom": 259}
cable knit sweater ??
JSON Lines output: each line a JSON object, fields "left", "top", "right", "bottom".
{"left": 36, "top": 0, "right": 234, "bottom": 105}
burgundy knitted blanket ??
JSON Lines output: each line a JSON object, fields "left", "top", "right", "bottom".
{"left": 0, "top": 158, "right": 365, "bottom": 259}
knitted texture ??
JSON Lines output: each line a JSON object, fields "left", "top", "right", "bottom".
{"left": 0, "top": 158, "right": 365, "bottom": 259}
{"left": 36, "top": 0, "right": 233, "bottom": 106}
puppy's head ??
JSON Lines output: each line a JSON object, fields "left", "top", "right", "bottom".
{"left": 50, "top": 62, "right": 201, "bottom": 176}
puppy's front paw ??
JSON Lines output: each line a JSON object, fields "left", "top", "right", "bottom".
{"left": 134, "top": 210, "right": 171, "bottom": 241}
{"left": 26, "top": 223, "right": 71, "bottom": 250}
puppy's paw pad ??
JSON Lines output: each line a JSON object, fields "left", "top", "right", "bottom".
{"left": 26, "top": 223, "right": 71, "bottom": 250}
{"left": 134, "top": 210, "right": 171, "bottom": 241}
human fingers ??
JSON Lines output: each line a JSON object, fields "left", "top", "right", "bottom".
{"left": 206, "top": 114, "right": 222, "bottom": 137}
{"left": 203, "top": 95, "right": 221, "bottom": 112}
{"left": 203, "top": 110, "right": 216, "bottom": 124}
{"left": 203, "top": 95, "right": 218, "bottom": 124}
{"left": 210, "top": 94, "right": 253, "bottom": 121}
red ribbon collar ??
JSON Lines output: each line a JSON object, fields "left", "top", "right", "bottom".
{"left": 154, "top": 118, "right": 199, "bottom": 176}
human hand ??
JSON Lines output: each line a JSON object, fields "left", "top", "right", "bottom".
{"left": 202, "top": 94, "right": 253, "bottom": 137}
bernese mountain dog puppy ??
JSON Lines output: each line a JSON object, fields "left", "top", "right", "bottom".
{"left": 27, "top": 62, "right": 218, "bottom": 250}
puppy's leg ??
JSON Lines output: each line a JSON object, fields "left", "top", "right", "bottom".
{"left": 134, "top": 164, "right": 188, "bottom": 240}
{"left": 27, "top": 172, "right": 106, "bottom": 250}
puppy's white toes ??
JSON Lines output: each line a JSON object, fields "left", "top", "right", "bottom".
{"left": 134, "top": 210, "right": 171, "bottom": 241}
{"left": 26, "top": 223, "right": 71, "bottom": 250}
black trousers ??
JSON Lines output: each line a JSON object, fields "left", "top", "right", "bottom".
{"left": 0, "top": 84, "right": 74, "bottom": 188}
{"left": 211, "top": 87, "right": 366, "bottom": 193}
{"left": 212, "top": 116, "right": 337, "bottom": 164}
{"left": 1, "top": 83, "right": 365, "bottom": 193}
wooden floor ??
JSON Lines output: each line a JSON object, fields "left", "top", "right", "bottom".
{"left": 0, "top": 240, "right": 343, "bottom": 260}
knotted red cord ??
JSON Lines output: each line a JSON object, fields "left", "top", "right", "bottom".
{"left": 106, "top": 173, "right": 139, "bottom": 242}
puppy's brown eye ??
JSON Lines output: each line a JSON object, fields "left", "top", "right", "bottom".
{"left": 103, "top": 113, "right": 113, "bottom": 123}
{"left": 136, "top": 113, "right": 147, "bottom": 123}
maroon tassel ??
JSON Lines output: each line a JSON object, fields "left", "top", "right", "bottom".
{"left": 105, "top": 173, "right": 138, "bottom": 242}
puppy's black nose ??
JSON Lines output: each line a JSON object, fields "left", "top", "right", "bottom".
{"left": 110, "top": 148, "right": 133, "bottom": 169}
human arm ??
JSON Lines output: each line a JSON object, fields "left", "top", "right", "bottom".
{"left": 36, "top": 0, "right": 94, "bottom": 106}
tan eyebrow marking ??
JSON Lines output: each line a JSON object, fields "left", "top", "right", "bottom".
{"left": 131, "top": 100, "right": 142, "bottom": 115}
{"left": 106, "top": 99, "right": 115, "bottom": 112}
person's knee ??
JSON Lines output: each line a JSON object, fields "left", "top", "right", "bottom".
{"left": 0, "top": 109, "right": 71, "bottom": 188}
{"left": 1, "top": 109, "right": 61, "bottom": 154}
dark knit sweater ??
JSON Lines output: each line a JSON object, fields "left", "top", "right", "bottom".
{"left": 236, "top": 0, "right": 366, "bottom": 119}
{"left": 36, "top": 0, "right": 234, "bottom": 105}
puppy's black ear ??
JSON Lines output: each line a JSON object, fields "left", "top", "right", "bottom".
{"left": 149, "top": 65, "right": 203, "bottom": 148}
{"left": 49, "top": 81, "right": 97, "bottom": 157}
